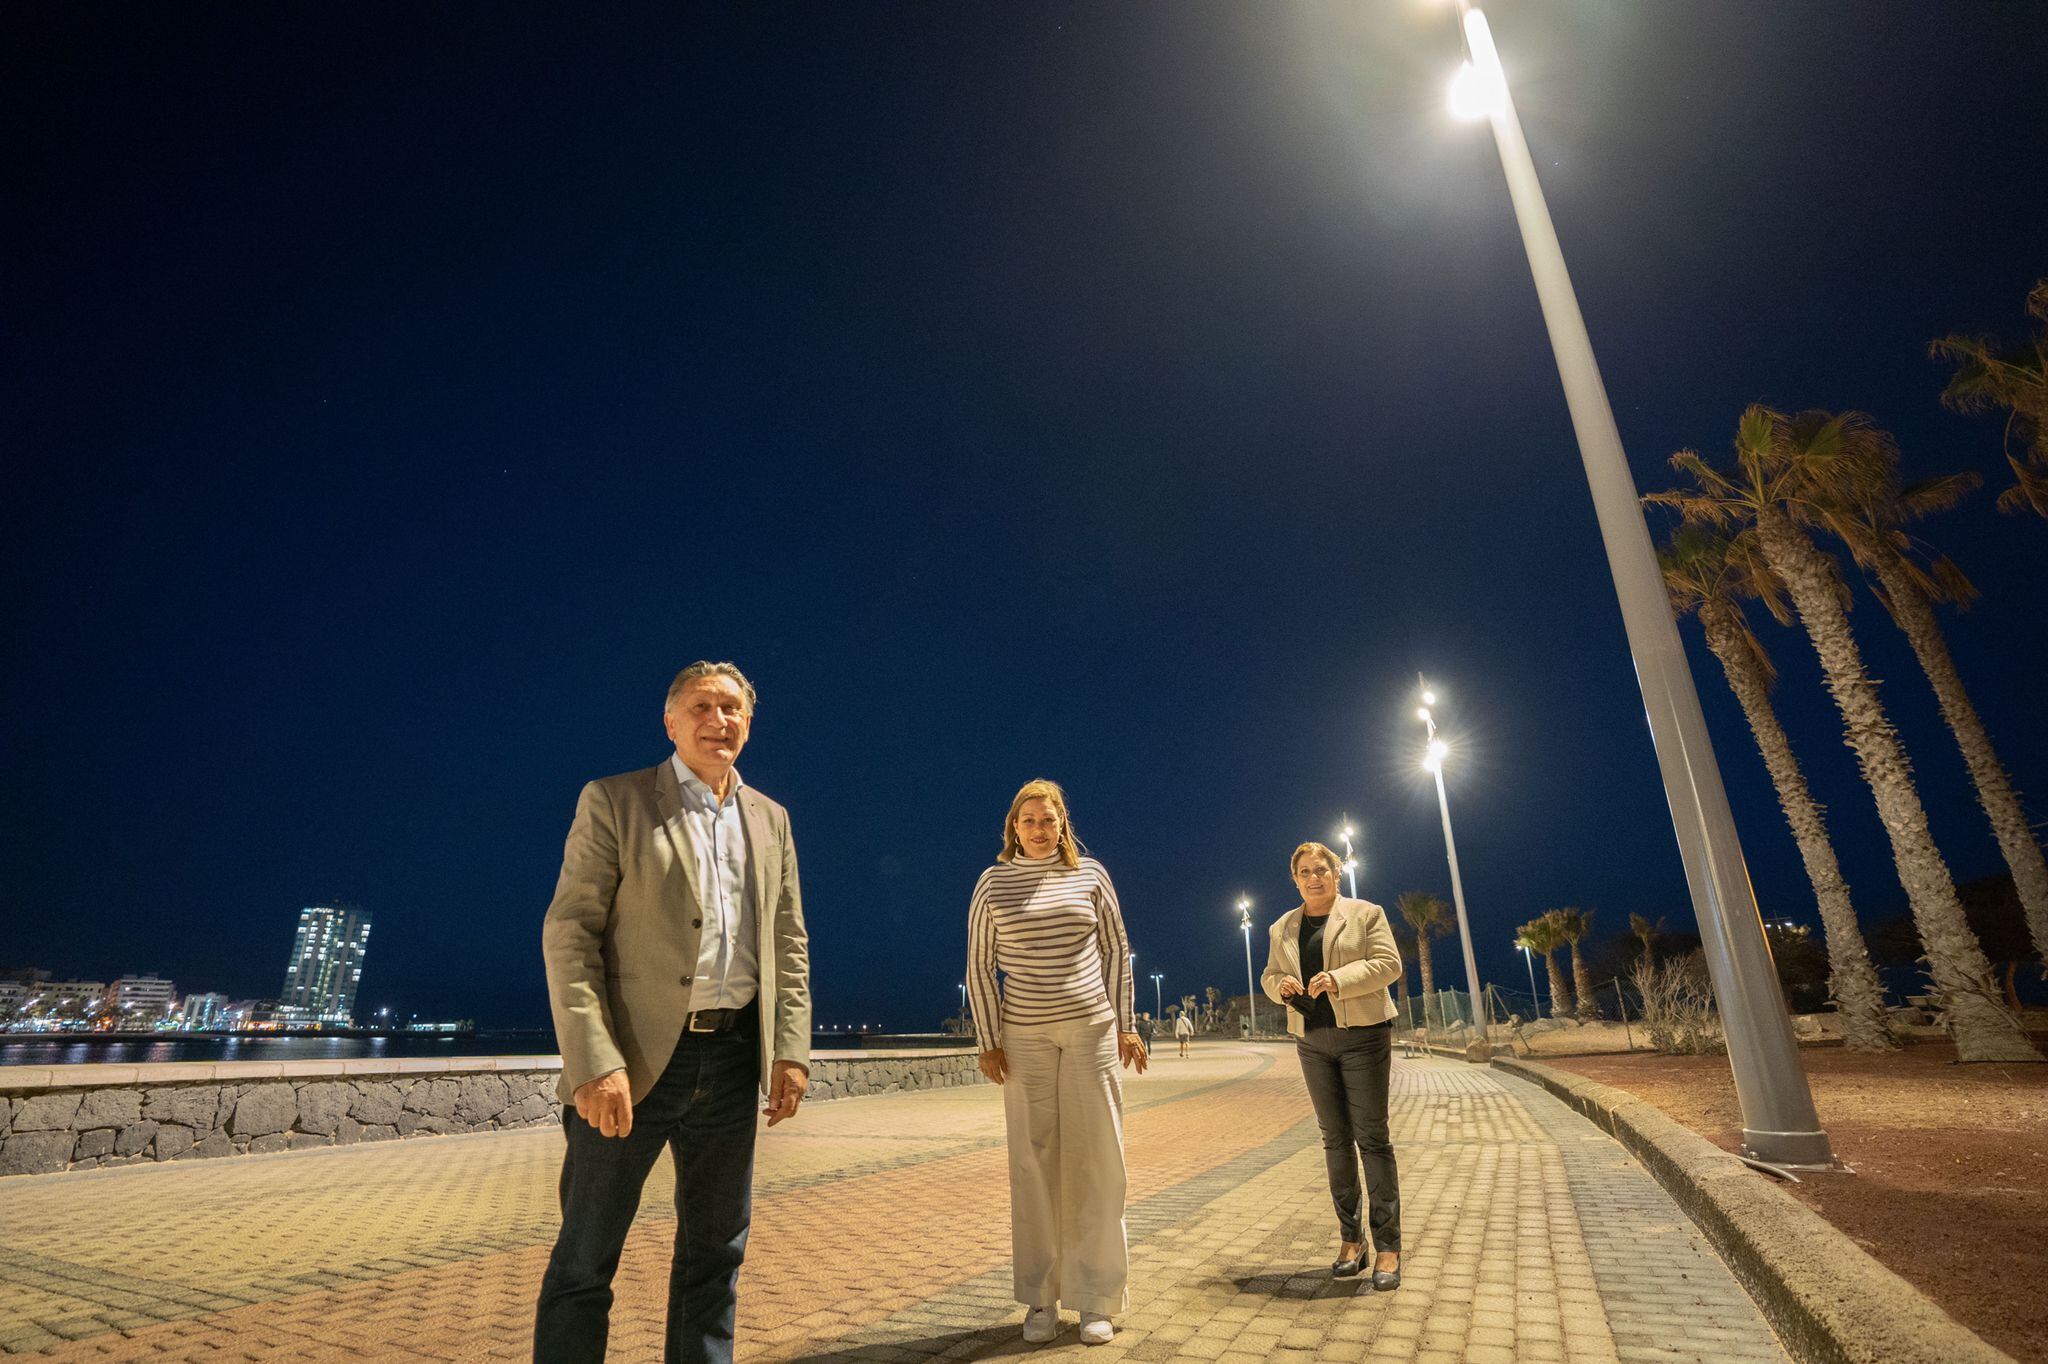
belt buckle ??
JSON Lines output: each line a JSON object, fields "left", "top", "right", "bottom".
{"left": 687, "top": 1011, "right": 718, "bottom": 1033}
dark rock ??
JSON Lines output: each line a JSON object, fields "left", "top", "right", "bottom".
{"left": 349, "top": 1083, "right": 403, "bottom": 1125}
{"left": 13, "top": 1092, "right": 84, "bottom": 1131}
{"left": 229, "top": 1086, "right": 296, "bottom": 1138}
{"left": 296, "top": 1082, "right": 355, "bottom": 1135}
{"left": 115, "top": 1120, "right": 159, "bottom": 1156}
{"left": 336, "top": 1116, "right": 364, "bottom": 1145}
{"left": 455, "top": 1074, "right": 511, "bottom": 1124}
{"left": 247, "top": 1133, "right": 290, "bottom": 1154}
{"left": 74, "top": 1129, "right": 116, "bottom": 1160}
{"left": 77, "top": 1090, "right": 143, "bottom": 1129}
{"left": 506, "top": 1094, "right": 554, "bottom": 1125}
{"left": 0, "top": 1129, "right": 76, "bottom": 1175}
{"left": 153, "top": 1124, "right": 196, "bottom": 1159}
{"left": 184, "top": 1130, "right": 233, "bottom": 1160}
{"left": 361, "top": 1123, "right": 399, "bottom": 1142}
{"left": 403, "top": 1078, "right": 461, "bottom": 1119}
{"left": 143, "top": 1085, "right": 221, "bottom": 1129}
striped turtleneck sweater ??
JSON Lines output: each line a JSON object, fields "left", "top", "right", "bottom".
{"left": 966, "top": 853, "right": 1133, "bottom": 1050}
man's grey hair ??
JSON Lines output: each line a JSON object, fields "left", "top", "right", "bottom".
{"left": 665, "top": 661, "right": 757, "bottom": 715}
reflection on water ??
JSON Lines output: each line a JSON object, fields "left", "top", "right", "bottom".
{"left": 0, "top": 1033, "right": 559, "bottom": 1066}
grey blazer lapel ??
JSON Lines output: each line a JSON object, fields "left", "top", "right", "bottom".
{"left": 653, "top": 760, "right": 707, "bottom": 913}
{"left": 738, "top": 788, "right": 775, "bottom": 939}
{"left": 1329, "top": 899, "right": 1355, "bottom": 957}
{"left": 1275, "top": 906, "right": 1303, "bottom": 976}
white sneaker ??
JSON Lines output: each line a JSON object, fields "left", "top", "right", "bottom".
{"left": 1021, "top": 1306, "right": 1060, "bottom": 1344}
{"left": 1079, "top": 1312, "right": 1115, "bottom": 1345}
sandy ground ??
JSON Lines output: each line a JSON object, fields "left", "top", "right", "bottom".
{"left": 1539, "top": 1039, "right": 2048, "bottom": 1363}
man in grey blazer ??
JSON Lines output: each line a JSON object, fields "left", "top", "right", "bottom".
{"left": 534, "top": 660, "right": 811, "bottom": 1364}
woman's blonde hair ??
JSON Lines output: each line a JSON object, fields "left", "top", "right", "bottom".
{"left": 999, "top": 778, "right": 1084, "bottom": 867}
{"left": 1291, "top": 841, "right": 1341, "bottom": 877}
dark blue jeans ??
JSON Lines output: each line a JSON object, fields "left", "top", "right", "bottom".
{"left": 533, "top": 1012, "right": 761, "bottom": 1364}
{"left": 1297, "top": 1020, "right": 1400, "bottom": 1252}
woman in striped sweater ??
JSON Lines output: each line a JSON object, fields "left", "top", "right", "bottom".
{"left": 967, "top": 778, "right": 1147, "bottom": 1347}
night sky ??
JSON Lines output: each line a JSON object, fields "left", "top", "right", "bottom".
{"left": 6, "top": 2, "right": 2045, "bottom": 1031}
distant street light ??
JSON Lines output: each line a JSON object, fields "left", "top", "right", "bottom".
{"left": 1236, "top": 897, "right": 1257, "bottom": 1037}
{"left": 958, "top": 981, "right": 966, "bottom": 1014}
{"left": 1517, "top": 938, "right": 1540, "bottom": 1015}
{"left": 1337, "top": 821, "right": 1361, "bottom": 898}
{"left": 1417, "top": 678, "right": 1486, "bottom": 1037}
{"left": 1442, "top": 1, "right": 1830, "bottom": 1166}
{"left": 1151, "top": 971, "right": 1164, "bottom": 1019}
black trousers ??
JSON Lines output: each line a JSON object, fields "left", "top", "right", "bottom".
{"left": 534, "top": 1007, "right": 761, "bottom": 1364}
{"left": 1296, "top": 1021, "right": 1400, "bottom": 1251}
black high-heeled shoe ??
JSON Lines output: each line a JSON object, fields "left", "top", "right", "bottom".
{"left": 1331, "top": 1244, "right": 1367, "bottom": 1278}
{"left": 1370, "top": 1253, "right": 1401, "bottom": 1291}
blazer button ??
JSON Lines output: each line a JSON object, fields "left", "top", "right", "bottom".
{"left": 692, "top": 918, "right": 703, "bottom": 928}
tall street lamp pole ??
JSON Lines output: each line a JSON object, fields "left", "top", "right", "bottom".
{"left": 1151, "top": 972, "right": 1164, "bottom": 1020}
{"left": 1236, "top": 897, "right": 1257, "bottom": 1037}
{"left": 1338, "top": 821, "right": 1361, "bottom": 899}
{"left": 1518, "top": 940, "right": 1540, "bottom": 1015}
{"left": 1417, "top": 679, "right": 1486, "bottom": 1037}
{"left": 1445, "top": 2, "right": 1829, "bottom": 1165}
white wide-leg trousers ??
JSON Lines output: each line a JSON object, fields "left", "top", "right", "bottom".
{"left": 1001, "top": 1017, "right": 1129, "bottom": 1316}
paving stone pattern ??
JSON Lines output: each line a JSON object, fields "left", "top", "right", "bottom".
{"left": 0, "top": 1048, "right": 1787, "bottom": 1362}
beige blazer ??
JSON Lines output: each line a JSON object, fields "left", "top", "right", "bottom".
{"left": 1260, "top": 897, "right": 1403, "bottom": 1038}
{"left": 541, "top": 760, "right": 811, "bottom": 1104}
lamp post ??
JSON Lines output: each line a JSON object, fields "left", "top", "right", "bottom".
{"left": 1416, "top": 679, "right": 1486, "bottom": 1038}
{"left": 1337, "top": 821, "right": 1361, "bottom": 898}
{"left": 1442, "top": 2, "right": 1829, "bottom": 1165}
{"left": 1236, "top": 897, "right": 1257, "bottom": 1037}
{"left": 958, "top": 981, "right": 966, "bottom": 1015}
{"left": 1517, "top": 939, "right": 1540, "bottom": 1015}
{"left": 1151, "top": 972, "right": 1164, "bottom": 1020}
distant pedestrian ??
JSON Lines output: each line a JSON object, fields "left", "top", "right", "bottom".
{"left": 967, "top": 779, "right": 1146, "bottom": 1347}
{"left": 1136, "top": 1012, "right": 1156, "bottom": 1050}
{"left": 535, "top": 661, "right": 812, "bottom": 1363}
{"left": 1174, "top": 1009, "right": 1194, "bottom": 1058}
{"left": 1262, "top": 841, "right": 1403, "bottom": 1291}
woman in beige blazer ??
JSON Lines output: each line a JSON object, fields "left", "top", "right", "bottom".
{"left": 1261, "top": 841, "right": 1405, "bottom": 1289}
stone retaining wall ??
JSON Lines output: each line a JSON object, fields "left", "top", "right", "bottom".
{"left": 0, "top": 1049, "right": 983, "bottom": 1177}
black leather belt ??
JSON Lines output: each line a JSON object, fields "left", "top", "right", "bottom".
{"left": 683, "top": 1006, "right": 745, "bottom": 1034}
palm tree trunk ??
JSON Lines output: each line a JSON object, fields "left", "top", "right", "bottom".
{"left": 1698, "top": 600, "right": 1898, "bottom": 1050}
{"left": 1543, "top": 951, "right": 1573, "bottom": 1019}
{"left": 1416, "top": 936, "right": 1437, "bottom": 1031}
{"left": 1569, "top": 941, "right": 1597, "bottom": 1021}
{"left": 1872, "top": 554, "right": 2048, "bottom": 968}
{"left": 1753, "top": 508, "right": 2037, "bottom": 1060}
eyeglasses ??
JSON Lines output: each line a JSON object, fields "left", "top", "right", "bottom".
{"left": 1294, "top": 867, "right": 1333, "bottom": 880}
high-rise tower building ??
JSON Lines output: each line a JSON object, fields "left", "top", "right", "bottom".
{"left": 278, "top": 904, "right": 372, "bottom": 1025}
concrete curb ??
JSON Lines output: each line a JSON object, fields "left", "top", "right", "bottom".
{"left": 1490, "top": 1055, "right": 2013, "bottom": 1364}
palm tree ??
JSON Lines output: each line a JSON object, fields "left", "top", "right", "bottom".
{"left": 1628, "top": 913, "right": 1663, "bottom": 964}
{"left": 1931, "top": 278, "right": 2048, "bottom": 518}
{"left": 1649, "top": 406, "right": 2037, "bottom": 1060}
{"left": 1519, "top": 915, "right": 1573, "bottom": 1018}
{"left": 1658, "top": 524, "right": 1898, "bottom": 1050}
{"left": 1396, "top": 892, "right": 1454, "bottom": 1030}
{"left": 1797, "top": 430, "right": 2048, "bottom": 971}
{"left": 1549, "top": 908, "right": 1599, "bottom": 1021}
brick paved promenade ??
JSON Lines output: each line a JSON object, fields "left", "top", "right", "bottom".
{"left": 0, "top": 1046, "right": 1787, "bottom": 1363}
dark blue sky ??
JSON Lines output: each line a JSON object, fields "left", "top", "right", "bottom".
{"left": 6, "top": 2, "right": 2045, "bottom": 1029}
